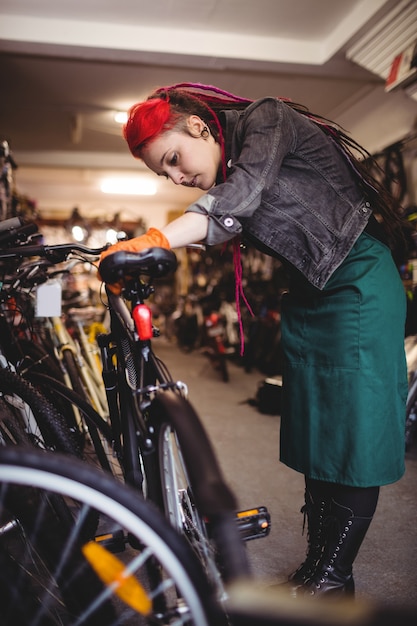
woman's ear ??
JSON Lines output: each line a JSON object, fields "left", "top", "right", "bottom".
{"left": 186, "top": 115, "right": 205, "bottom": 137}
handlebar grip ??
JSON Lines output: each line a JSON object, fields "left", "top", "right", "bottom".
{"left": 0, "top": 244, "right": 47, "bottom": 259}
{"left": 0, "top": 222, "right": 38, "bottom": 247}
{"left": 0, "top": 242, "right": 107, "bottom": 262}
{"left": 0, "top": 217, "right": 23, "bottom": 233}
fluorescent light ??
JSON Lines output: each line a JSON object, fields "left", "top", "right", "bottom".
{"left": 114, "top": 111, "right": 128, "bottom": 124}
{"left": 100, "top": 177, "right": 157, "bottom": 195}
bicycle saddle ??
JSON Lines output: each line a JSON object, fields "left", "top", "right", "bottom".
{"left": 99, "top": 247, "right": 178, "bottom": 283}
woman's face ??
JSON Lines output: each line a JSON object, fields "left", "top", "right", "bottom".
{"left": 141, "top": 115, "right": 222, "bottom": 191}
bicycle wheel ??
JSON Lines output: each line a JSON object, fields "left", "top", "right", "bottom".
{"left": 405, "top": 371, "right": 417, "bottom": 451}
{"left": 0, "top": 446, "right": 220, "bottom": 625}
{"left": 0, "top": 368, "right": 80, "bottom": 456}
{"left": 17, "top": 338, "right": 83, "bottom": 438}
{"left": 0, "top": 394, "right": 32, "bottom": 445}
{"left": 159, "top": 420, "right": 226, "bottom": 596}
{"left": 27, "top": 371, "right": 123, "bottom": 478}
{"left": 152, "top": 391, "right": 251, "bottom": 602}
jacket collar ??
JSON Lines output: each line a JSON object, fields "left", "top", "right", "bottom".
{"left": 216, "top": 109, "right": 240, "bottom": 183}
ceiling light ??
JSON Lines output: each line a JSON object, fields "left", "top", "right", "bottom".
{"left": 114, "top": 111, "right": 128, "bottom": 124}
{"left": 100, "top": 177, "right": 157, "bottom": 195}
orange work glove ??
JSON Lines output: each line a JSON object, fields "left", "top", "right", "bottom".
{"left": 98, "top": 227, "right": 170, "bottom": 294}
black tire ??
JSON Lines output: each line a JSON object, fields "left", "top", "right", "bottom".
{"left": 151, "top": 391, "right": 250, "bottom": 599}
{"left": 17, "top": 339, "right": 82, "bottom": 438}
{"left": 218, "top": 352, "right": 229, "bottom": 383}
{"left": 0, "top": 368, "right": 80, "bottom": 456}
{"left": 26, "top": 371, "right": 122, "bottom": 477}
{"left": 405, "top": 372, "right": 417, "bottom": 451}
{"left": 405, "top": 372, "right": 417, "bottom": 452}
{"left": 0, "top": 446, "right": 219, "bottom": 625}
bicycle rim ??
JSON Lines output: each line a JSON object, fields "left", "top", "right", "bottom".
{"left": 159, "top": 422, "right": 226, "bottom": 601}
{"left": 0, "top": 447, "right": 216, "bottom": 625}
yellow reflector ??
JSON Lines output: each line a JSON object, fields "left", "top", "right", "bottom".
{"left": 236, "top": 508, "right": 259, "bottom": 518}
{"left": 82, "top": 540, "right": 152, "bottom": 615}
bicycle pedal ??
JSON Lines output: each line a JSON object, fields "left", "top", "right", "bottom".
{"left": 94, "top": 529, "right": 126, "bottom": 553}
{"left": 235, "top": 506, "right": 271, "bottom": 541}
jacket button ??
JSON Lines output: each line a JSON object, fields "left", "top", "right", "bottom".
{"left": 224, "top": 217, "right": 234, "bottom": 227}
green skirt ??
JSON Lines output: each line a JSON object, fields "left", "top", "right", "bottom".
{"left": 279, "top": 232, "right": 407, "bottom": 487}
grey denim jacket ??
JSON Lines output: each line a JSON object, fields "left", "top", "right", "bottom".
{"left": 185, "top": 97, "right": 372, "bottom": 290}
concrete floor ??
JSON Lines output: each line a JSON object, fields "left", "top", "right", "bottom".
{"left": 153, "top": 337, "right": 417, "bottom": 617}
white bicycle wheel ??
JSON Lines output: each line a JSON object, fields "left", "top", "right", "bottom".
{"left": 0, "top": 446, "right": 219, "bottom": 625}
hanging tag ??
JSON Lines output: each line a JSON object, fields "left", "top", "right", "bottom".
{"left": 35, "top": 280, "right": 62, "bottom": 317}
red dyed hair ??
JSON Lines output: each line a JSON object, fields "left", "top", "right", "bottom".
{"left": 123, "top": 84, "right": 236, "bottom": 181}
{"left": 123, "top": 97, "right": 175, "bottom": 158}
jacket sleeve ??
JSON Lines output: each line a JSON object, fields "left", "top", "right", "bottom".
{"left": 185, "top": 98, "right": 295, "bottom": 245}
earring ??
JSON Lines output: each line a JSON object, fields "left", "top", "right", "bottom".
{"left": 201, "top": 126, "right": 209, "bottom": 138}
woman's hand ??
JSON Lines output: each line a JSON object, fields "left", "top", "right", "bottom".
{"left": 98, "top": 227, "right": 170, "bottom": 293}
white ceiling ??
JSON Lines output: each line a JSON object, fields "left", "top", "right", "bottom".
{"left": 1, "top": 0, "right": 417, "bottom": 227}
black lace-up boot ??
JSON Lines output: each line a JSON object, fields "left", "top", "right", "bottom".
{"left": 287, "top": 489, "right": 330, "bottom": 589}
{"left": 300, "top": 498, "right": 374, "bottom": 597}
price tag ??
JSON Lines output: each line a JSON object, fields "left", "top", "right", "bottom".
{"left": 35, "top": 280, "right": 62, "bottom": 317}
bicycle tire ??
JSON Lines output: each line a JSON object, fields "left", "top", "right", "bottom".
{"left": 0, "top": 446, "right": 219, "bottom": 625}
{"left": 26, "top": 371, "right": 122, "bottom": 477}
{"left": 0, "top": 368, "right": 81, "bottom": 456}
{"left": 16, "top": 338, "right": 83, "bottom": 437}
{"left": 218, "top": 352, "right": 229, "bottom": 383}
{"left": 158, "top": 420, "right": 227, "bottom": 596}
{"left": 405, "top": 372, "right": 417, "bottom": 450}
{"left": 151, "top": 391, "right": 251, "bottom": 597}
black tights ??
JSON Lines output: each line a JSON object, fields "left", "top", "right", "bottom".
{"left": 305, "top": 477, "right": 380, "bottom": 518}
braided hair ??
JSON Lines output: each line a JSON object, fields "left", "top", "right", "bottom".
{"left": 124, "top": 82, "right": 404, "bottom": 245}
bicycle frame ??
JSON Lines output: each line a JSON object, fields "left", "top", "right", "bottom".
{"left": 99, "top": 280, "right": 188, "bottom": 493}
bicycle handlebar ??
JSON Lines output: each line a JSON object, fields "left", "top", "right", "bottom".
{"left": 0, "top": 228, "right": 178, "bottom": 283}
{"left": 0, "top": 242, "right": 107, "bottom": 263}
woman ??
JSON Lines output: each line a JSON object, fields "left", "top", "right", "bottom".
{"left": 99, "top": 83, "right": 408, "bottom": 597}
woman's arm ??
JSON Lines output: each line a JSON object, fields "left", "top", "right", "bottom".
{"left": 161, "top": 211, "right": 209, "bottom": 248}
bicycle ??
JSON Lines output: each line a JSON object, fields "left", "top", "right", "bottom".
{"left": 0, "top": 365, "right": 81, "bottom": 456}
{"left": 403, "top": 334, "right": 417, "bottom": 452}
{"left": 0, "top": 444, "right": 220, "bottom": 625}
{"left": 0, "top": 235, "right": 112, "bottom": 466}
{"left": 405, "top": 367, "right": 417, "bottom": 451}
{"left": 1, "top": 445, "right": 414, "bottom": 626}
{"left": 0, "top": 234, "right": 82, "bottom": 457}
{"left": 0, "top": 236, "right": 270, "bottom": 610}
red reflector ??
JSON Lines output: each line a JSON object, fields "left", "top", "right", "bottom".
{"left": 132, "top": 304, "right": 153, "bottom": 340}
